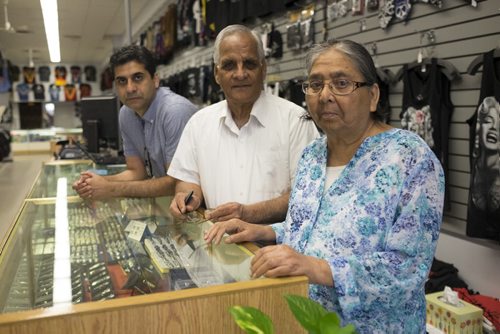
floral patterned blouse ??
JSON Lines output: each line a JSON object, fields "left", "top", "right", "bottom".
{"left": 272, "top": 128, "right": 445, "bottom": 333}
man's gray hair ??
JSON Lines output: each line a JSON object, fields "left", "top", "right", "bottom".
{"left": 213, "top": 25, "right": 265, "bottom": 64}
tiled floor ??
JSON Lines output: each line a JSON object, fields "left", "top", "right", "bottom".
{"left": 0, "top": 154, "right": 52, "bottom": 246}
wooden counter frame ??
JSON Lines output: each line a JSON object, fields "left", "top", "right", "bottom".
{"left": 0, "top": 276, "right": 308, "bottom": 334}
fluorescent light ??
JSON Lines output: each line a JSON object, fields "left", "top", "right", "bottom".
{"left": 40, "top": 0, "right": 61, "bottom": 63}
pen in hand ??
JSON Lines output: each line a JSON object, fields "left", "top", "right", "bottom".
{"left": 184, "top": 190, "right": 194, "bottom": 205}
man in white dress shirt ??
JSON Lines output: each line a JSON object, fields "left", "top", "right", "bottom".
{"left": 168, "top": 24, "right": 319, "bottom": 224}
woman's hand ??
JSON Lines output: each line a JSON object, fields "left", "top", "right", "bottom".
{"left": 251, "top": 245, "right": 334, "bottom": 286}
{"left": 203, "top": 219, "right": 275, "bottom": 245}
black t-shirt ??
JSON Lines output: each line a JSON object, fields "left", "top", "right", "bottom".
{"left": 466, "top": 49, "right": 500, "bottom": 241}
{"left": 38, "top": 66, "right": 51, "bottom": 82}
{"left": 10, "top": 64, "right": 20, "bottom": 82}
{"left": 33, "top": 84, "right": 45, "bottom": 100}
{"left": 206, "top": 0, "right": 230, "bottom": 36}
{"left": 400, "top": 58, "right": 454, "bottom": 209}
{"left": 377, "top": 68, "right": 392, "bottom": 124}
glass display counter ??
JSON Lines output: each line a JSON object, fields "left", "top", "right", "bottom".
{"left": 0, "top": 160, "right": 308, "bottom": 334}
{"left": 27, "top": 160, "right": 126, "bottom": 199}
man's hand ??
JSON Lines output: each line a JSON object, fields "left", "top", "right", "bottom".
{"left": 169, "top": 191, "right": 202, "bottom": 219}
{"left": 203, "top": 218, "right": 274, "bottom": 245}
{"left": 72, "top": 172, "right": 94, "bottom": 199}
{"left": 205, "top": 202, "right": 245, "bottom": 222}
{"left": 73, "top": 171, "right": 114, "bottom": 200}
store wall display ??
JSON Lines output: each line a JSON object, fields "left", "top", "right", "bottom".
{"left": 7, "top": 63, "right": 101, "bottom": 103}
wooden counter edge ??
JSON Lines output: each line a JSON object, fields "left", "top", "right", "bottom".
{"left": 0, "top": 276, "right": 309, "bottom": 325}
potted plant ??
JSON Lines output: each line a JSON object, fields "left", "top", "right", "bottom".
{"left": 229, "top": 294, "right": 357, "bottom": 334}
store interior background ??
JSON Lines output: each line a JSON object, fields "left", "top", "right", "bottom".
{"left": 0, "top": 0, "right": 499, "bottom": 298}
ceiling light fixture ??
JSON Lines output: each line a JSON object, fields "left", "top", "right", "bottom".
{"left": 40, "top": 0, "right": 60, "bottom": 63}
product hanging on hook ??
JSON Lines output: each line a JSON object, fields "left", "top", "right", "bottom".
{"left": 395, "top": 30, "right": 460, "bottom": 82}
{"left": 467, "top": 47, "right": 500, "bottom": 75}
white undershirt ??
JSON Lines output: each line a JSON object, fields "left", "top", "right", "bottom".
{"left": 324, "top": 165, "right": 346, "bottom": 194}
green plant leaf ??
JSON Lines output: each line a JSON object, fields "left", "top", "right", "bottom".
{"left": 229, "top": 306, "right": 275, "bottom": 334}
{"left": 318, "top": 313, "right": 342, "bottom": 334}
{"left": 335, "top": 324, "right": 357, "bottom": 334}
{"left": 284, "top": 295, "right": 328, "bottom": 333}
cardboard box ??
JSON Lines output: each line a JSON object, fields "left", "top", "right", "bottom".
{"left": 426, "top": 292, "right": 483, "bottom": 333}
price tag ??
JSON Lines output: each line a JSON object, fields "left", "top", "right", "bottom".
{"left": 125, "top": 220, "right": 147, "bottom": 241}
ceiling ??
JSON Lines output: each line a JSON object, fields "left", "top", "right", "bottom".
{"left": 0, "top": 0, "right": 173, "bottom": 68}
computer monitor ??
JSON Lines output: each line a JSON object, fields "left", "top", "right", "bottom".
{"left": 80, "top": 95, "right": 121, "bottom": 153}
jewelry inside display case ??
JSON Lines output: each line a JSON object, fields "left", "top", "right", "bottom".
{"left": 0, "top": 160, "right": 307, "bottom": 334}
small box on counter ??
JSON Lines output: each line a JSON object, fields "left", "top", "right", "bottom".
{"left": 426, "top": 291, "right": 483, "bottom": 334}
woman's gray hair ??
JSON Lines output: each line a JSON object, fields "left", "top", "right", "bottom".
{"left": 213, "top": 25, "right": 265, "bottom": 64}
{"left": 305, "top": 39, "right": 384, "bottom": 121}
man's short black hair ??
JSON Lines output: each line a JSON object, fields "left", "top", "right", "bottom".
{"left": 109, "top": 45, "right": 157, "bottom": 79}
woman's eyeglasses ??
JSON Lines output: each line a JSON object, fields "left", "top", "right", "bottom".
{"left": 302, "top": 79, "right": 369, "bottom": 96}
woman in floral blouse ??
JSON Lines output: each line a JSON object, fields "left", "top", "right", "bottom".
{"left": 205, "top": 39, "right": 445, "bottom": 333}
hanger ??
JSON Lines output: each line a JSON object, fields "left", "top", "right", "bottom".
{"left": 376, "top": 68, "right": 394, "bottom": 85}
{"left": 394, "top": 57, "right": 460, "bottom": 83}
{"left": 467, "top": 48, "right": 500, "bottom": 75}
{"left": 368, "top": 42, "right": 394, "bottom": 84}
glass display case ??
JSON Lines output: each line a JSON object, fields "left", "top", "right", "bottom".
{"left": 0, "top": 160, "right": 308, "bottom": 334}
{"left": 27, "top": 160, "right": 125, "bottom": 199}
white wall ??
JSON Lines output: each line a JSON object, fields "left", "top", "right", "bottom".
{"left": 435, "top": 233, "right": 500, "bottom": 298}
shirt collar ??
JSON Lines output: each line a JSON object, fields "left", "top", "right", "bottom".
{"left": 219, "top": 91, "right": 269, "bottom": 128}
{"left": 140, "top": 89, "right": 159, "bottom": 125}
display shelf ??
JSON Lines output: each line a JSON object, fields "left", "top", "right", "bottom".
{"left": 0, "top": 160, "right": 308, "bottom": 333}
{"left": 10, "top": 128, "right": 82, "bottom": 154}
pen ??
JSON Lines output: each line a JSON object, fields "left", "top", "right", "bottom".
{"left": 184, "top": 190, "right": 194, "bottom": 205}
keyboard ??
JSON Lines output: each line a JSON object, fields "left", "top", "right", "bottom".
{"left": 92, "top": 154, "right": 126, "bottom": 165}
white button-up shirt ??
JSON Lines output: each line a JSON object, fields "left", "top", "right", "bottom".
{"left": 168, "top": 91, "right": 320, "bottom": 209}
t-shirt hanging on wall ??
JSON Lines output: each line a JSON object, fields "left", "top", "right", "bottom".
{"left": 23, "top": 66, "right": 36, "bottom": 84}
{"left": 79, "top": 83, "right": 92, "bottom": 98}
{"left": 84, "top": 65, "right": 96, "bottom": 82}
{"left": 466, "top": 49, "right": 500, "bottom": 241}
{"left": 377, "top": 68, "right": 392, "bottom": 124}
{"left": 70, "top": 66, "right": 82, "bottom": 84}
{"left": 16, "top": 83, "right": 30, "bottom": 101}
{"left": 33, "top": 84, "right": 45, "bottom": 100}
{"left": 0, "top": 60, "right": 11, "bottom": 93}
{"left": 49, "top": 84, "right": 60, "bottom": 102}
{"left": 38, "top": 66, "right": 51, "bottom": 82}
{"left": 55, "top": 66, "right": 67, "bottom": 86}
{"left": 64, "top": 84, "right": 77, "bottom": 101}
{"left": 400, "top": 58, "right": 454, "bottom": 209}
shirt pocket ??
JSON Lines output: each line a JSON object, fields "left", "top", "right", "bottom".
{"left": 254, "top": 149, "right": 289, "bottom": 197}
